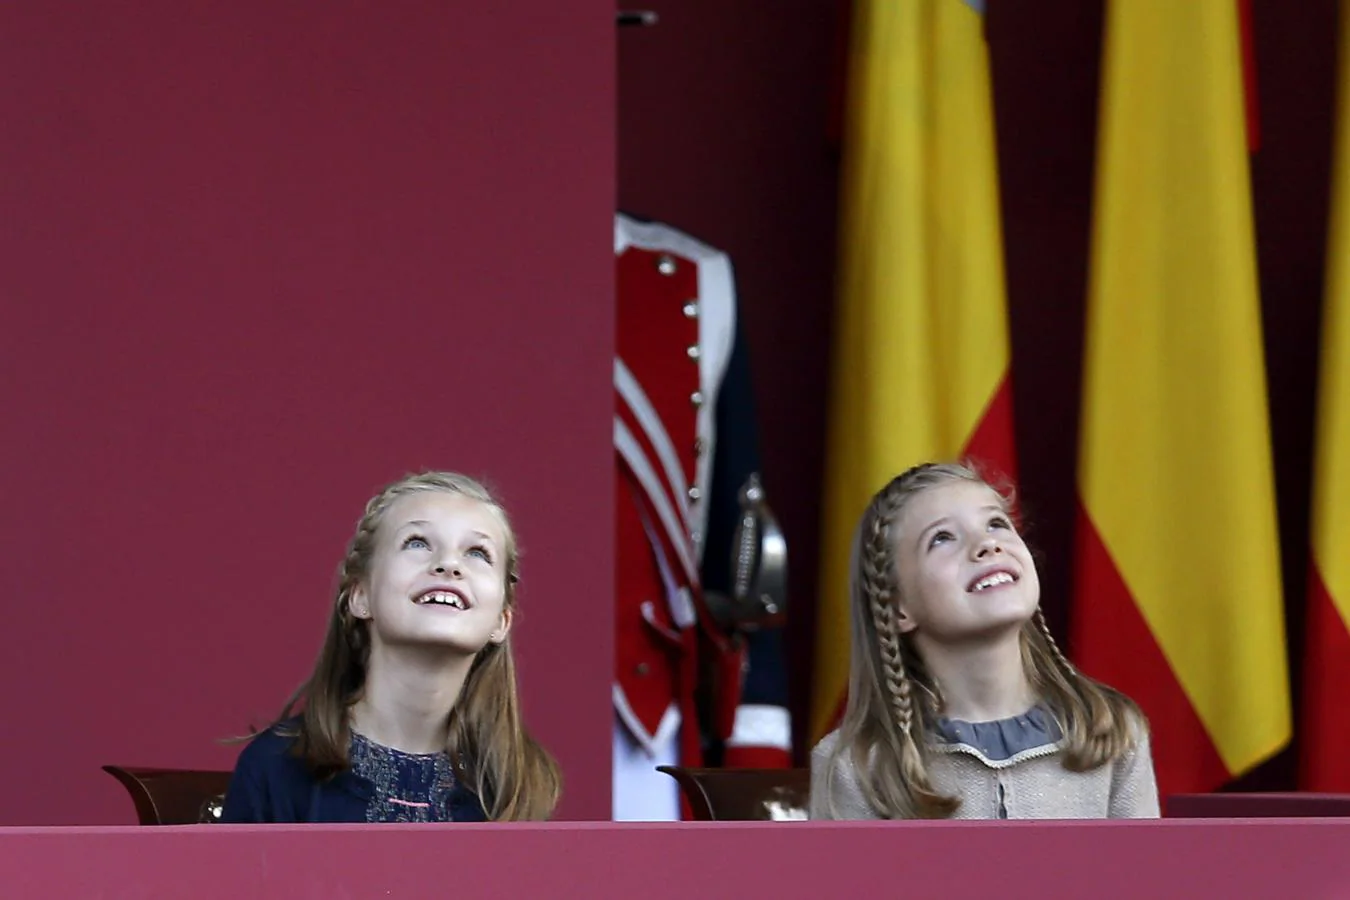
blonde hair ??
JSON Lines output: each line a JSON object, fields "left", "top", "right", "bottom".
{"left": 276, "top": 471, "right": 561, "bottom": 821}
{"left": 826, "top": 461, "right": 1143, "bottom": 819}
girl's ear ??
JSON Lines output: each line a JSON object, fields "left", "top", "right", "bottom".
{"left": 489, "top": 607, "right": 514, "bottom": 644}
{"left": 350, "top": 585, "right": 371, "bottom": 619}
{"left": 894, "top": 599, "right": 917, "bottom": 634}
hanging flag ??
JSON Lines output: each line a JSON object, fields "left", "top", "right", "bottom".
{"left": 1072, "top": 0, "right": 1290, "bottom": 794}
{"left": 1301, "top": 0, "right": 1350, "bottom": 792}
{"left": 811, "top": 0, "right": 1017, "bottom": 743}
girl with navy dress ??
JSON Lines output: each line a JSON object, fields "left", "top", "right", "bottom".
{"left": 223, "top": 471, "right": 561, "bottom": 823}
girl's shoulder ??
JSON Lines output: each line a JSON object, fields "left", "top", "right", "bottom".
{"left": 1120, "top": 705, "right": 1153, "bottom": 758}
{"left": 809, "top": 729, "right": 844, "bottom": 762}
{"left": 1096, "top": 694, "right": 1152, "bottom": 756}
{"left": 807, "top": 729, "right": 875, "bottom": 820}
{"left": 232, "top": 719, "right": 308, "bottom": 775}
{"left": 221, "top": 718, "right": 322, "bottom": 823}
{"left": 808, "top": 729, "right": 868, "bottom": 785}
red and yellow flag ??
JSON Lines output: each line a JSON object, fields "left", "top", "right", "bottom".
{"left": 1301, "top": 1, "right": 1350, "bottom": 792}
{"left": 810, "top": 0, "right": 1016, "bottom": 743}
{"left": 1072, "top": 1, "right": 1290, "bottom": 794}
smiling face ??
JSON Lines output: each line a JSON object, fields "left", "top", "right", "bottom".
{"left": 349, "top": 490, "right": 513, "bottom": 656}
{"left": 890, "top": 480, "right": 1040, "bottom": 645}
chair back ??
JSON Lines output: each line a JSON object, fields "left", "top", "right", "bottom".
{"left": 102, "top": 765, "right": 232, "bottom": 825}
{"left": 656, "top": 766, "right": 809, "bottom": 821}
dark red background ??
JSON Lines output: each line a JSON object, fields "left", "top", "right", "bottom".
{"left": 0, "top": 1, "right": 613, "bottom": 823}
{"left": 619, "top": 0, "right": 1336, "bottom": 789}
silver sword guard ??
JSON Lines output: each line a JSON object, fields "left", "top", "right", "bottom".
{"left": 725, "top": 472, "right": 787, "bottom": 629}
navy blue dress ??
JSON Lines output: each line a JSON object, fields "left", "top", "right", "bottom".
{"left": 221, "top": 724, "right": 488, "bottom": 823}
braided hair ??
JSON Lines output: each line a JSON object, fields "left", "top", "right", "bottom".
{"left": 824, "top": 461, "right": 1144, "bottom": 819}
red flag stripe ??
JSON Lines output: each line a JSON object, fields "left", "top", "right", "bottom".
{"left": 963, "top": 375, "right": 1018, "bottom": 487}
{"left": 1301, "top": 564, "right": 1350, "bottom": 790}
{"left": 1071, "top": 506, "right": 1230, "bottom": 795}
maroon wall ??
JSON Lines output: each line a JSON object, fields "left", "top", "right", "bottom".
{"left": 0, "top": 1, "right": 613, "bottom": 823}
{"left": 620, "top": 0, "right": 1339, "bottom": 787}
{"left": 4, "top": 819, "right": 1350, "bottom": 897}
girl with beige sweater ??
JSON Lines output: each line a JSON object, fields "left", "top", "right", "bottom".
{"left": 810, "top": 462, "right": 1159, "bottom": 820}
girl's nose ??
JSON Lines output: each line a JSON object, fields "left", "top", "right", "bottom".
{"left": 973, "top": 537, "right": 1003, "bottom": 558}
{"left": 433, "top": 559, "right": 464, "bottom": 577}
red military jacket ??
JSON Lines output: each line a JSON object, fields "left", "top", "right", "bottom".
{"left": 614, "top": 212, "right": 736, "bottom": 765}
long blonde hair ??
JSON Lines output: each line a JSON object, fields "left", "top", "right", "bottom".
{"left": 277, "top": 471, "right": 561, "bottom": 821}
{"left": 826, "top": 461, "right": 1143, "bottom": 819}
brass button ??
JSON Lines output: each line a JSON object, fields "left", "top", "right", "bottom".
{"left": 656, "top": 255, "right": 677, "bottom": 276}
{"left": 690, "top": 391, "right": 704, "bottom": 408}
{"left": 635, "top": 662, "right": 651, "bottom": 676}
{"left": 688, "top": 486, "right": 702, "bottom": 502}
{"left": 686, "top": 345, "right": 701, "bottom": 361}
{"left": 683, "top": 301, "right": 699, "bottom": 319}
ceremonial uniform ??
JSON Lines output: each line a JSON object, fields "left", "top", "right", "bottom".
{"left": 613, "top": 213, "right": 791, "bottom": 820}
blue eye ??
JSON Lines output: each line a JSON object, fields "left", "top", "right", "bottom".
{"left": 467, "top": 545, "right": 494, "bottom": 565}
{"left": 402, "top": 535, "right": 430, "bottom": 550}
{"left": 927, "top": 530, "right": 954, "bottom": 549}
{"left": 989, "top": 516, "right": 1012, "bottom": 531}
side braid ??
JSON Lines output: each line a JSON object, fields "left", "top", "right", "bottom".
{"left": 1030, "top": 605, "right": 1142, "bottom": 768}
{"left": 1034, "top": 607, "right": 1076, "bottom": 677}
{"left": 863, "top": 489, "right": 915, "bottom": 737}
{"left": 337, "top": 520, "right": 376, "bottom": 613}
{"left": 854, "top": 473, "right": 959, "bottom": 818}
{"left": 865, "top": 463, "right": 946, "bottom": 731}
{"left": 1031, "top": 605, "right": 1088, "bottom": 731}
{"left": 828, "top": 463, "right": 992, "bottom": 819}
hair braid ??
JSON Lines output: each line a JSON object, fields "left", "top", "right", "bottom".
{"left": 1029, "top": 605, "right": 1141, "bottom": 767}
{"left": 1034, "top": 607, "right": 1076, "bottom": 678}
{"left": 841, "top": 470, "right": 958, "bottom": 818}
{"left": 863, "top": 488, "right": 915, "bottom": 737}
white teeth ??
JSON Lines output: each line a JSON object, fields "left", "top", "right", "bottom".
{"left": 418, "top": 591, "right": 466, "bottom": 609}
{"left": 972, "top": 572, "right": 1015, "bottom": 592}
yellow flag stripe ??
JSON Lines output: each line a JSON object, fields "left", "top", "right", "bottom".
{"left": 812, "top": 0, "right": 1011, "bottom": 742}
{"left": 1080, "top": 0, "right": 1290, "bottom": 774}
